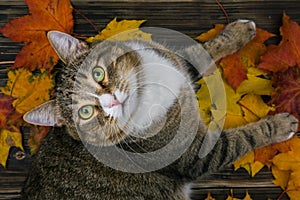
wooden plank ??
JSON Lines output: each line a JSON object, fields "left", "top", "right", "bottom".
{"left": 0, "top": 1, "right": 298, "bottom": 199}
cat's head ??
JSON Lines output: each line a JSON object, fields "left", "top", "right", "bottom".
{"left": 23, "top": 31, "right": 191, "bottom": 146}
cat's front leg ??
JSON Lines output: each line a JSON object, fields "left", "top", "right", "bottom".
{"left": 183, "top": 113, "right": 298, "bottom": 179}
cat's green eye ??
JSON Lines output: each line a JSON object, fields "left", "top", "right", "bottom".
{"left": 78, "top": 105, "right": 94, "bottom": 120}
{"left": 92, "top": 67, "right": 105, "bottom": 83}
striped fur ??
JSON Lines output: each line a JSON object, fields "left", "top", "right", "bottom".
{"left": 23, "top": 20, "right": 298, "bottom": 200}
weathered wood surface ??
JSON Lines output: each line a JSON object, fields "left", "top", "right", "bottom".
{"left": 1, "top": 0, "right": 300, "bottom": 199}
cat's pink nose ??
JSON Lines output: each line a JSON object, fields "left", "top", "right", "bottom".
{"left": 98, "top": 94, "right": 121, "bottom": 108}
{"left": 109, "top": 97, "right": 121, "bottom": 108}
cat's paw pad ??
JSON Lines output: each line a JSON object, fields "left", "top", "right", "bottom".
{"left": 270, "top": 113, "right": 298, "bottom": 143}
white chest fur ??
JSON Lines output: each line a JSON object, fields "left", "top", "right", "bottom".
{"left": 125, "top": 42, "right": 186, "bottom": 130}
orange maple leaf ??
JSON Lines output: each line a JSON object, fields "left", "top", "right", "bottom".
{"left": 219, "top": 28, "right": 275, "bottom": 90}
{"left": 0, "top": 0, "right": 73, "bottom": 71}
{"left": 195, "top": 24, "right": 225, "bottom": 42}
{"left": 254, "top": 138, "right": 292, "bottom": 167}
{"left": 258, "top": 13, "right": 300, "bottom": 72}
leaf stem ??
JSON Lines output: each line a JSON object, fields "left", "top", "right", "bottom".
{"left": 73, "top": 7, "right": 100, "bottom": 33}
{"left": 277, "top": 190, "right": 286, "bottom": 200}
{"left": 215, "top": 0, "right": 230, "bottom": 24}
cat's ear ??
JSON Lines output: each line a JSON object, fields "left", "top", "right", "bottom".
{"left": 47, "top": 31, "right": 89, "bottom": 64}
{"left": 23, "top": 100, "right": 65, "bottom": 127}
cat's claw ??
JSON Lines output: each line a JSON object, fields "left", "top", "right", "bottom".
{"left": 237, "top": 19, "right": 256, "bottom": 30}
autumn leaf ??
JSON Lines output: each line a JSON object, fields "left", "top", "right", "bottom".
{"left": 197, "top": 68, "right": 274, "bottom": 130}
{"left": 86, "top": 17, "right": 151, "bottom": 42}
{"left": 0, "top": 94, "right": 14, "bottom": 128}
{"left": 0, "top": 0, "right": 73, "bottom": 71}
{"left": 204, "top": 192, "right": 216, "bottom": 200}
{"left": 226, "top": 190, "right": 253, "bottom": 200}
{"left": 258, "top": 13, "right": 300, "bottom": 72}
{"left": 272, "top": 137, "right": 300, "bottom": 199}
{"left": 1, "top": 68, "right": 54, "bottom": 114}
{"left": 254, "top": 139, "right": 291, "bottom": 167}
{"left": 233, "top": 150, "right": 264, "bottom": 177}
{"left": 269, "top": 66, "right": 300, "bottom": 131}
{"left": 197, "top": 24, "right": 277, "bottom": 178}
{"left": 195, "top": 24, "right": 225, "bottom": 42}
{"left": 220, "top": 28, "right": 275, "bottom": 90}
{"left": 27, "top": 126, "right": 50, "bottom": 155}
{"left": 0, "top": 129, "right": 23, "bottom": 167}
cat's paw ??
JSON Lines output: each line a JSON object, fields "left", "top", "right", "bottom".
{"left": 224, "top": 19, "right": 256, "bottom": 47}
{"left": 205, "top": 19, "right": 257, "bottom": 61}
{"left": 268, "top": 113, "right": 299, "bottom": 143}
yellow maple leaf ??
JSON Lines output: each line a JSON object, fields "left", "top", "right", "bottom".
{"left": 271, "top": 137, "right": 300, "bottom": 199}
{"left": 197, "top": 68, "right": 274, "bottom": 130}
{"left": 86, "top": 17, "right": 151, "bottom": 42}
{"left": 243, "top": 191, "right": 253, "bottom": 200}
{"left": 233, "top": 151, "right": 264, "bottom": 177}
{"left": 204, "top": 192, "right": 216, "bottom": 200}
{"left": 273, "top": 151, "right": 300, "bottom": 190}
{"left": 0, "top": 129, "right": 23, "bottom": 167}
{"left": 286, "top": 191, "right": 300, "bottom": 200}
{"left": 226, "top": 190, "right": 253, "bottom": 200}
{"left": 0, "top": 68, "right": 54, "bottom": 114}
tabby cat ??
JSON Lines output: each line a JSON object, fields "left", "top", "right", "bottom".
{"left": 22, "top": 20, "right": 298, "bottom": 200}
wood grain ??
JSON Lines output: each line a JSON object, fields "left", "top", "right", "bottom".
{"left": 1, "top": 0, "right": 299, "bottom": 199}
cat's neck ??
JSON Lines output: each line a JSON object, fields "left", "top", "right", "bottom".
{"left": 124, "top": 41, "right": 189, "bottom": 131}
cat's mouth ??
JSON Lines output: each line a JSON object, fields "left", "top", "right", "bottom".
{"left": 97, "top": 90, "right": 131, "bottom": 119}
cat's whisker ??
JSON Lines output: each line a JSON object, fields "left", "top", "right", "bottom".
{"left": 115, "top": 140, "right": 147, "bottom": 168}
{"left": 124, "top": 135, "right": 155, "bottom": 154}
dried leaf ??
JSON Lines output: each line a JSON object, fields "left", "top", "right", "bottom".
{"left": 195, "top": 24, "right": 225, "bottom": 42}
{"left": 258, "top": 13, "right": 300, "bottom": 72}
{"left": 1, "top": 68, "right": 54, "bottom": 114}
{"left": 233, "top": 151, "right": 264, "bottom": 177}
{"left": 28, "top": 125, "right": 50, "bottom": 154}
{"left": 287, "top": 191, "right": 300, "bottom": 200}
{"left": 273, "top": 151, "right": 300, "bottom": 191}
{"left": 219, "top": 51, "right": 248, "bottom": 90}
{"left": 272, "top": 137, "right": 300, "bottom": 199}
{"left": 86, "top": 18, "right": 151, "bottom": 42}
{"left": 272, "top": 165, "right": 290, "bottom": 191}
{"left": 220, "top": 28, "right": 274, "bottom": 90}
{"left": 0, "top": 129, "right": 23, "bottom": 167}
{"left": 239, "top": 94, "right": 275, "bottom": 119}
{"left": 197, "top": 69, "right": 274, "bottom": 130}
{"left": 0, "top": 94, "right": 14, "bottom": 128}
{"left": 204, "top": 192, "right": 216, "bottom": 200}
{"left": 269, "top": 66, "right": 300, "bottom": 131}
{"left": 243, "top": 192, "right": 253, "bottom": 200}
{"left": 0, "top": 0, "right": 73, "bottom": 71}
{"left": 254, "top": 137, "right": 293, "bottom": 167}
{"left": 226, "top": 190, "right": 253, "bottom": 200}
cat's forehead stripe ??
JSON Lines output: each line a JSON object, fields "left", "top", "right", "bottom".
{"left": 77, "top": 71, "right": 88, "bottom": 79}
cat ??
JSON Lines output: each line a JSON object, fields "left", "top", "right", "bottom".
{"left": 22, "top": 20, "right": 298, "bottom": 200}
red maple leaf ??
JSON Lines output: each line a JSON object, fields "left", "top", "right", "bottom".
{"left": 258, "top": 13, "right": 300, "bottom": 72}
{"left": 269, "top": 66, "right": 300, "bottom": 131}
{"left": 0, "top": 94, "right": 14, "bottom": 128}
{"left": 0, "top": 0, "right": 73, "bottom": 71}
